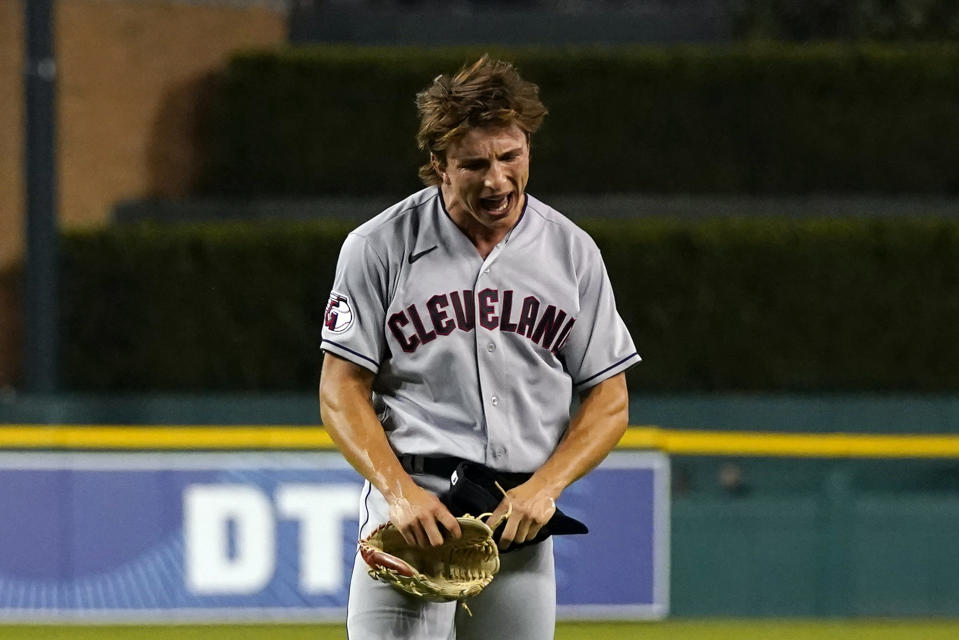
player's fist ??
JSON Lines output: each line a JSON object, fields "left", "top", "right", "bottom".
{"left": 386, "top": 482, "right": 462, "bottom": 548}
{"left": 487, "top": 481, "right": 558, "bottom": 550}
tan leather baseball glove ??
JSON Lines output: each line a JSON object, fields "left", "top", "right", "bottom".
{"left": 358, "top": 515, "right": 500, "bottom": 605}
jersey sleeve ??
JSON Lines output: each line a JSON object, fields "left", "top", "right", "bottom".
{"left": 558, "top": 243, "right": 641, "bottom": 390}
{"left": 320, "top": 232, "right": 389, "bottom": 374}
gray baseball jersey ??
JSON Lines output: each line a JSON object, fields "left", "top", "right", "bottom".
{"left": 321, "top": 186, "right": 639, "bottom": 472}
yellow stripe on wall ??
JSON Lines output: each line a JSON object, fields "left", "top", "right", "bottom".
{"left": 2, "top": 424, "right": 959, "bottom": 458}
{"left": 618, "top": 427, "right": 959, "bottom": 458}
{"left": 0, "top": 426, "right": 336, "bottom": 450}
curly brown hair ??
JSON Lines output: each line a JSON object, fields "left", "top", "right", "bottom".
{"left": 415, "top": 55, "right": 548, "bottom": 186}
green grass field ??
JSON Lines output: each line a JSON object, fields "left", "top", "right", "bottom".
{"left": 2, "top": 621, "right": 959, "bottom": 640}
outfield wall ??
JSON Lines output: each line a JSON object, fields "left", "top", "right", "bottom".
{"left": 0, "top": 450, "right": 669, "bottom": 622}
{"left": 672, "top": 489, "right": 959, "bottom": 617}
{"left": 5, "top": 393, "right": 959, "bottom": 433}
{"left": 2, "top": 394, "right": 959, "bottom": 618}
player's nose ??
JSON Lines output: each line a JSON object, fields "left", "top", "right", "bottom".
{"left": 484, "top": 161, "right": 507, "bottom": 189}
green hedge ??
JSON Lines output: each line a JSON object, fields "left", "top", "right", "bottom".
{"left": 61, "top": 221, "right": 352, "bottom": 391}
{"left": 61, "top": 216, "right": 959, "bottom": 392}
{"left": 198, "top": 44, "right": 959, "bottom": 197}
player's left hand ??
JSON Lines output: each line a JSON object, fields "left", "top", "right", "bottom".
{"left": 485, "top": 478, "right": 558, "bottom": 550}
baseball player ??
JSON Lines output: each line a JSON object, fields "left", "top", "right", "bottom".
{"left": 319, "top": 55, "right": 640, "bottom": 640}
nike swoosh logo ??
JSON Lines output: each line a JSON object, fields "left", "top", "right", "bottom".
{"left": 408, "top": 245, "right": 438, "bottom": 264}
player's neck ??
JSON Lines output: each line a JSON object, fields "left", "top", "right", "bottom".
{"left": 453, "top": 219, "right": 510, "bottom": 259}
{"left": 470, "top": 234, "right": 504, "bottom": 259}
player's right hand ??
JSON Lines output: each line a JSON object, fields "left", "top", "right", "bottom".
{"left": 385, "top": 482, "right": 462, "bottom": 548}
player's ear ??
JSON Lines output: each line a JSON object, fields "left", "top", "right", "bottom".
{"left": 431, "top": 152, "right": 450, "bottom": 185}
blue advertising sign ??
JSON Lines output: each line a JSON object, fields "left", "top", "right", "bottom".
{"left": 0, "top": 451, "right": 668, "bottom": 622}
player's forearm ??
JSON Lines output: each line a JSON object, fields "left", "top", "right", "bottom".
{"left": 530, "top": 373, "right": 629, "bottom": 497}
{"left": 318, "top": 356, "right": 418, "bottom": 502}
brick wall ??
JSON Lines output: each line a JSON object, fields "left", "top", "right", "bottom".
{"left": 0, "top": 0, "right": 285, "bottom": 388}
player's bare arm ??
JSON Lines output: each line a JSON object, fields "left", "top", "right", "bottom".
{"left": 489, "top": 372, "right": 629, "bottom": 549}
{"left": 319, "top": 353, "right": 461, "bottom": 547}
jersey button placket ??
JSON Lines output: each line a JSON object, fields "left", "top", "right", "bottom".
{"left": 474, "top": 253, "right": 508, "bottom": 467}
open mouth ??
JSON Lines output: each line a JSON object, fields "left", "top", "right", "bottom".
{"left": 479, "top": 193, "right": 512, "bottom": 216}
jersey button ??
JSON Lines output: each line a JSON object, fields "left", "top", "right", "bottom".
{"left": 493, "top": 446, "right": 506, "bottom": 458}
{"left": 490, "top": 395, "right": 499, "bottom": 406}
{"left": 487, "top": 343, "right": 496, "bottom": 352}
{"left": 483, "top": 267, "right": 491, "bottom": 274}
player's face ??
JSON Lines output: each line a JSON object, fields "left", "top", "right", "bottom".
{"left": 437, "top": 124, "right": 530, "bottom": 240}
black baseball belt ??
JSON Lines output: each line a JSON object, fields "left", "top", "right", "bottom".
{"left": 398, "top": 454, "right": 532, "bottom": 488}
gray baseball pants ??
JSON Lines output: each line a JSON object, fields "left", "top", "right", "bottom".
{"left": 346, "top": 474, "right": 556, "bottom": 639}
